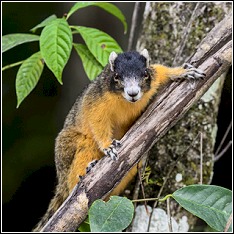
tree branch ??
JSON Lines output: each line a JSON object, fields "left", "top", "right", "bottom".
{"left": 41, "top": 13, "right": 232, "bottom": 232}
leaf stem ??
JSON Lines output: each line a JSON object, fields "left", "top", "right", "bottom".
{"left": 158, "top": 194, "right": 173, "bottom": 202}
{"left": 132, "top": 197, "right": 159, "bottom": 203}
{"left": 2, "top": 60, "right": 24, "bottom": 71}
{"left": 70, "top": 25, "right": 79, "bottom": 30}
{"left": 132, "top": 194, "right": 173, "bottom": 203}
{"left": 69, "top": 26, "right": 80, "bottom": 35}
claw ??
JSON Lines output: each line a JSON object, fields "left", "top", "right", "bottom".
{"left": 182, "top": 63, "right": 206, "bottom": 81}
{"left": 103, "top": 139, "right": 121, "bottom": 161}
{"left": 103, "top": 146, "right": 118, "bottom": 160}
{"left": 182, "top": 63, "right": 194, "bottom": 69}
{"left": 86, "top": 159, "right": 98, "bottom": 173}
{"left": 112, "top": 139, "right": 121, "bottom": 148}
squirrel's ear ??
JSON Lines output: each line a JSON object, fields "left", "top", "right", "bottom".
{"left": 140, "top": 49, "right": 150, "bottom": 67}
{"left": 109, "top": 51, "right": 118, "bottom": 72}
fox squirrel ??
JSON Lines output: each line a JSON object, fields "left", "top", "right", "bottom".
{"left": 33, "top": 49, "right": 205, "bottom": 231}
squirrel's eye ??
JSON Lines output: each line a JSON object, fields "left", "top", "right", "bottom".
{"left": 144, "top": 70, "right": 149, "bottom": 79}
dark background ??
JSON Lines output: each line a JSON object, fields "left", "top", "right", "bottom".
{"left": 2, "top": 2, "right": 232, "bottom": 232}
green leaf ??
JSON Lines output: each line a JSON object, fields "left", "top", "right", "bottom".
{"left": 78, "top": 219, "right": 91, "bottom": 232}
{"left": 74, "top": 26, "right": 122, "bottom": 67}
{"left": 89, "top": 196, "right": 134, "bottom": 232}
{"left": 2, "top": 34, "right": 39, "bottom": 53}
{"left": 172, "top": 185, "right": 232, "bottom": 232}
{"left": 30, "top": 14, "right": 57, "bottom": 33}
{"left": 73, "top": 43, "right": 103, "bottom": 81}
{"left": 67, "top": 2, "right": 127, "bottom": 33}
{"left": 40, "top": 18, "right": 72, "bottom": 84}
{"left": 16, "top": 52, "right": 44, "bottom": 108}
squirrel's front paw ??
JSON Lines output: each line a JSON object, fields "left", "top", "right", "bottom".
{"left": 103, "top": 139, "right": 121, "bottom": 161}
{"left": 182, "top": 63, "right": 206, "bottom": 80}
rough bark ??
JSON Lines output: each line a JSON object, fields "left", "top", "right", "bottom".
{"left": 40, "top": 11, "right": 232, "bottom": 232}
{"left": 135, "top": 2, "right": 232, "bottom": 230}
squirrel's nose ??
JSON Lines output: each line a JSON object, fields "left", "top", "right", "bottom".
{"left": 127, "top": 89, "right": 139, "bottom": 97}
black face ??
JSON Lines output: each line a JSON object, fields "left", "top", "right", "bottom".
{"left": 109, "top": 51, "right": 152, "bottom": 95}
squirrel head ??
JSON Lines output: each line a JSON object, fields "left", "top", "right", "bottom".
{"left": 108, "top": 49, "right": 152, "bottom": 103}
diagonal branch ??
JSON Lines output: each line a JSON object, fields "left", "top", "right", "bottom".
{"left": 41, "top": 12, "right": 232, "bottom": 232}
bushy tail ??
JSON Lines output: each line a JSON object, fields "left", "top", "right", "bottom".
{"left": 32, "top": 185, "right": 68, "bottom": 232}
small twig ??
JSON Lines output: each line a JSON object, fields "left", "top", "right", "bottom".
{"left": 146, "top": 156, "right": 178, "bottom": 231}
{"left": 167, "top": 197, "right": 172, "bottom": 232}
{"left": 132, "top": 159, "right": 150, "bottom": 214}
{"left": 172, "top": 3, "right": 201, "bottom": 66}
{"left": 147, "top": 167, "right": 172, "bottom": 231}
{"left": 2, "top": 60, "right": 24, "bottom": 71}
{"left": 214, "top": 141, "right": 232, "bottom": 162}
{"left": 137, "top": 168, "right": 149, "bottom": 215}
{"left": 132, "top": 165, "right": 141, "bottom": 209}
{"left": 132, "top": 153, "right": 148, "bottom": 205}
{"left": 126, "top": 155, "right": 148, "bottom": 232}
{"left": 224, "top": 213, "right": 232, "bottom": 232}
{"left": 215, "top": 121, "right": 232, "bottom": 156}
{"left": 128, "top": 2, "right": 141, "bottom": 51}
{"left": 199, "top": 132, "right": 203, "bottom": 184}
{"left": 134, "top": 157, "right": 150, "bottom": 232}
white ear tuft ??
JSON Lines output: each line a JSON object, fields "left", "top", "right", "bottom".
{"left": 140, "top": 49, "right": 150, "bottom": 67}
{"left": 109, "top": 52, "right": 118, "bottom": 71}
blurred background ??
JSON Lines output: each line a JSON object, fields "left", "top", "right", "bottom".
{"left": 2, "top": 2, "right": 232, "bottom": 232}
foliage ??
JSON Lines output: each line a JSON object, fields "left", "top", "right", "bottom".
{"left": 2, "top": 2, "right": 126, "bottom": 107}
{"left": 83, "top": 185, "right": 232, "bottom": 232}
